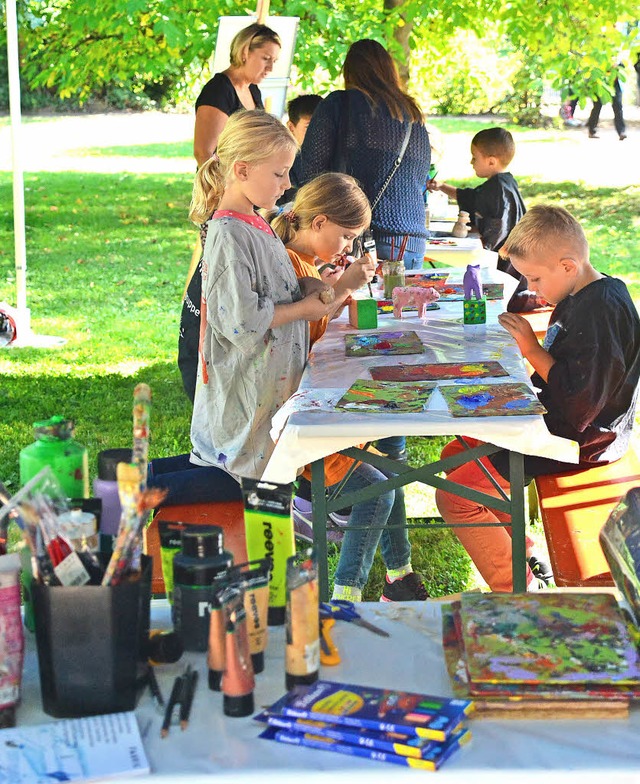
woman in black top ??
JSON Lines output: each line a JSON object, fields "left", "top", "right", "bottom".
{"left": 193, "top": 23, "right": 281, "bottom": 165}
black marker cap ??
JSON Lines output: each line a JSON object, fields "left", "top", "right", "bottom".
{"left": 251, "top": 651, "right": 264, "bottom": 674}
{"left": 223, "top": 691, "right": 254, "bottom": 717}
{"left": 285, "top": 670, "right": 319, "bottom": 691}
{"left": 208, "top": 668, "right": 223, "bottom": 691}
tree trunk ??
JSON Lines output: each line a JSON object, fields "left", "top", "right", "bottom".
{"left": 384, "top": 0, "right": 413, "bottom": 87}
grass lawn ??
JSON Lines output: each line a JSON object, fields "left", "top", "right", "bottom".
{"left": 1, "top": 113, "right": 639, "bottom": 600}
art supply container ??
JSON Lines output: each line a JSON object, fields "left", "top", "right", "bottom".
{"left": 382, "top": 260, "right": 405, "bottom": 298}
{"left": 93, "top": 448, "right": 133, "bottom": 535}
{"left": 0, "top": 553, "right": 24, "bottom": 728}
{"left": 19, "top": 416, "right": 89, "bottom": 499}
{"left": 32, "top": 554, "right": 151, "bottom": 718}
{"left": 172, "top": 526, "right": 233, "bottom": 652}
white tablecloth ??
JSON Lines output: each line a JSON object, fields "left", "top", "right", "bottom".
{"left": 17, "top": 600, "right": 640, "bottom": 781}
{"left": 263, "top": 268, "right": 578, "bottom": 484}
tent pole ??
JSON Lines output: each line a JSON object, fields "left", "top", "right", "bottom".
{"left": 5, "top": 0, "right": 28, "bottom": 320}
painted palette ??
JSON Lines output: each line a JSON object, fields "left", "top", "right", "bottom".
{"left": 336, "top": 379, "right": 436, "bottom": 413}
{"left": 438, "top": 283, "right": 504, "bottom": 301}
{"left": 439, "top": 382, "right": 546, "bottom": 417}
{"left": 369, "top": 361, "right": 509, "bottom": 382}
{"left": 344, "top": 331, "right": 425, "bottom": 357}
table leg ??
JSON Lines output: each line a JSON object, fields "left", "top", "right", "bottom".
{"left": 310, "top": 457, "right": 330, "bottom": 601}
{"left": 508, "top": 450, "right": 527, "bottom": 592}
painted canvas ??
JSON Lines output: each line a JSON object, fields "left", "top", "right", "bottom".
{"left": 335, "top": 379, "right": 435, "bottom": 413}
{"left": 369, "top": 361, "right": 509, "bottom": 382}
{"left": 438, "top": 283, "right": 504, "bottom": 301}
{"left": 344, "top": 331, "right": 425, "bottom": 357}
{"left": 459, "top": 591, "right": 640, "bottom": 687}
{"left": 439, "top": 382, "right": 546, "bottom": 417}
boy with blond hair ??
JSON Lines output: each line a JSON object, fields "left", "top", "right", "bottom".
{"left": 435, "top": 205, "right": 640, "bottom": 592}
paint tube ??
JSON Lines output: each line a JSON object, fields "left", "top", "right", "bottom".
{"left": 0, "top": 553, "right": 24, "bottom": 728}
{"left": 207, "top": 572, "right": 233, "bottom": 691}
{"left": 228, "top": 558, "right": 271, "bottom": 674}
{"left": 285, "top": 548, "right": 320, "bottom": 690}
{"left": 157, "top": 520, "right": 188, "bottom": 603}
{"left": 220, "top": 584, "right": 255, "bottom": 717}
{"left": 241, "top": 479, "right": 294, "bottom": 626}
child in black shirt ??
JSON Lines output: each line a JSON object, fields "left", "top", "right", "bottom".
{"left": 435, "top": 205, "right": 640, "bottom": 591}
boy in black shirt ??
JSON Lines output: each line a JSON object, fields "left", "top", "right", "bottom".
{"left": 435, "top": 205, "right": 640, "bottom": 591}
{"left": 429, "top": 127, "right": 541, "bottom": 312}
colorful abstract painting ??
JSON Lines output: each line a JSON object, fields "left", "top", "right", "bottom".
{"left": 439, "top": 382, "right": 546, "bottom": 417}
{"left": 437, "top": 283, "right": 504, "bottom": 301}
{"left": 369, "top": 361, "right": 509, "bottom": 382}
{"left": 335, "top": 379, "right": 435, "bottom": 413}
{"left": 459, "top": 592, "right": 640, "bottom": 686}
{"left": 344, "top": 331, "right": 425, "bottom": 357}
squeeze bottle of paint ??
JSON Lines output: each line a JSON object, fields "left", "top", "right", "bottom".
{"left": 241, "top": 479, "right": 295, "bottom": 626}
{"left": 19, "top": 416, "right": 89, "bottom": 499}
{"left": 172, "top": 526, "right": 233, "bottom": 652}
{"left": 92, "top": 448, "right": 133, "bottom": 535}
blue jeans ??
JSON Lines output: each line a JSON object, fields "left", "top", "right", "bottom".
{"left": 333, "top": 463, "right": 410, "bottom": 590}
{"left": 147, "top": 453, "right": 242, "bottom": 507}
{"left": 374, "top": 238, "right": 426, "bottom": 271}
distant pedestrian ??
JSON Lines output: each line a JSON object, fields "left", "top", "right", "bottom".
{"left": 588, "top": 75, "right": 626, "bottom": 141}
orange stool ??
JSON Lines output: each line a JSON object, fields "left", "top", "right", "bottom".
{"left": 534, "top": 450, "right": 640, "bottom": 587}
{"left": 144, "top": 501, "right": 246, "bottom": 595}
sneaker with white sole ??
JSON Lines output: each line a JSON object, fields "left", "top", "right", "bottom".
{"left": 527, "top": 556, "right": 554, "bottom": 585}
{"left": 380, "top": 572, "right": 428, "bottom": 602}
{"left": 292, "top": 502, "right": 344, "bottom": 544}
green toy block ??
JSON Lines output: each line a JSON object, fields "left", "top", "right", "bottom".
{"left": 463, "top": 297, "right": 486, "bottom": 325}
{"left": 348, "top": 298, "right": 378, "bottom": 329}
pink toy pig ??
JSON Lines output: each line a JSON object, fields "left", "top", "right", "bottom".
{"left": 392, "top": 286, "right": 440, "bottom": 319}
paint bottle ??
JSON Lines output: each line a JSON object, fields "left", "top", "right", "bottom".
{"left": 220, "top": 585, "right": 255, "bottom": 717}
{"left": 172, "top": 526, "right": 233, "bottom": 652}
{"left": 241, "top": 479, "right": 295, "bottom": 626}
{"left": 92, "top": 448, "right": 132, "bottom": 536}
{"left": 0, "top": 553, "right": 24, "bottom": 729}
{"left": 19, "top": 416, "right": 89, "bottom": 499}
{"left": 285, "top": 549, "right": 319, "bottom": 690}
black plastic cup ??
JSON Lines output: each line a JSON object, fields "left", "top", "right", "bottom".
{"left": 32, "top": 555, "right": 151, "bottom": 718}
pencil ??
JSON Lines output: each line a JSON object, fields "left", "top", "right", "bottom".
{"left": 147, "top": 665, "right": 165, "bottom": 710}
{"left": 180, "top": 668, "right": 199, "bottom": 731}
{"left": 161, "top": 674, "right": 185, "bottom": 738}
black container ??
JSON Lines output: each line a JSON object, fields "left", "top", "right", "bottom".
{"left": 172, "top": 526, "right": 233, "bottom": 652}
{"left": 32, "top": 555, "right": 151, "bottom": 718}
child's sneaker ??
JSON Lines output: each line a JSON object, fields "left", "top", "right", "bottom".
{"left": 292, "top": 501, "right": 343, "bottom": 544}
{"left": 380, "top": 572, "right": 428, "bottom": 602}
{"left": 527, "top": 556, "right": 554, "bottom": 585}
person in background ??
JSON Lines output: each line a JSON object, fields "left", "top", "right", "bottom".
{"left": 193, "top": 23, "right": 281, "bottom": 166}
{"left": 428, "top": 127, "right": 541, "bottom": 313}
{"left": 279, "top": 93, "right": 323, "bottom": 205}
{"left": 179, "top": 23, "right": 282, "bottom": 404}
{"left": 269, "top": 173, "right": 428, "bottom": 602}
{"left": 299, "top": 39, "right": 431, "bottom": 462}
{"left": 435, "top": 205, "right": 640, "bottom": 592}
{"left": 587, "top": 74, "right": 627, "bottom": 141}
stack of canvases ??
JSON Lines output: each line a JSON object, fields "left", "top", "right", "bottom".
{"left": 442, "top": 487, "right": 640, "bottom": 720}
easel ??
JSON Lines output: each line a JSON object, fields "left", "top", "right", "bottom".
{"left": 183, "top": 0, "right": 270, "bottom": 300}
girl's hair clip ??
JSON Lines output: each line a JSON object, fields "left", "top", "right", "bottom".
{"left": 285, "top": 211, "right": 298, "bottom": 225}
{"left": 210, "top": 152, "right": 220, "bottom": 164}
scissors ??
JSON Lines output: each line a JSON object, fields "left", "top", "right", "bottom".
{"left": 320, "top": 600, "right": 390, "bottom": 638}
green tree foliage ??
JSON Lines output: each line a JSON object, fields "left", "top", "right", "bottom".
{"left": 2, "top": 0, "right": 639, "bottom": 116}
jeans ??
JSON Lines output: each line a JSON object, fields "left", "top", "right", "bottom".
{"left": 374, "top": 238, "right": 426, "bottom": 271}
{"left": 374, "top": 435, "right": 406, "bottom": 457}
{"left": 434, "top": 438, "right": 534, "bottom": 592}
{"left": 333, "top": 463, "right": 410, "bottom": 590}
{"left": 147, "top": 453, "right": 242, "bottom": 507}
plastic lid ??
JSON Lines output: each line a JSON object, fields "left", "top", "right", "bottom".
{"left": 223, "top": 691, "right": 254, "bottom": 717}
{"left": 268, "top": 605, "right": 285, "bottom": 626}
{"left": 181, "top": 525, "right": 224, "bottom": 558}
{"left": 33, "top": 415, "right": 74, "bottom": 441}
{"left": 208, "top": 669, "right": 223, "bottom": 691}
{"left": 251, "top": 651, "right": 264, "bottom": 674}
{"left": 97, "top": 448, "right": 134, "bottom": 481}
